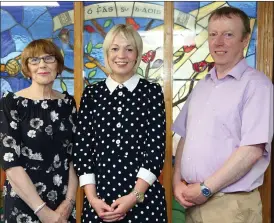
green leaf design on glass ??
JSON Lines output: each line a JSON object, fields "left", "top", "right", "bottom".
{"left": 174, "top": 51, "right": 184, "bottom": 57}
{"left": 104, "top": 19, "right": 112, "bottom": 28}
{"left": 88, "top": 70, "right": 96, "bottom": 78}
{"left": 87, "top": 42, "right": 93, "bottom": 54}
{"left": 94, "top": 43, "right": 103, "bottom": 49}
{"left": 60, "top": 79, "right": 67, "bottom": 92}
{"left": 137, "top": 67, "right": 143, "bottom": 76}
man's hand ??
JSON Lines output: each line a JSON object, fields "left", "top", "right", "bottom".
{"left": 55, "top": 199, "right": 73, "bottom": 220}
{"left": 183, "top": 183, "right": 208, "bottom": 205}
{"left": 173, "top": 180, "right": 195, "bottom": 209}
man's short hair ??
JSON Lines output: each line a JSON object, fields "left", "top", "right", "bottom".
{"left": 208, "top": 6, "right": 251, "bottom": 39}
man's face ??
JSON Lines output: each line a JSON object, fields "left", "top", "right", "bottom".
{"left": 208, "top": 15, "right": 249, "bottom": 70}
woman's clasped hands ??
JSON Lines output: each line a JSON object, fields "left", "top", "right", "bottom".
{"left": 91, "top": 194, "right": 137, "bottom": 222}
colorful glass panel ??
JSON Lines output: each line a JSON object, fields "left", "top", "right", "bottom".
{"left": 0, "top": 2, "right": 75, "bottom": 97}
{"left": 82, "top": 2, "right": 165, "bottom": 86}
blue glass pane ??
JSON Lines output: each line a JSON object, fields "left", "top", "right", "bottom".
{"left": 174, "top": 2, "right": 200, "bottom": 13}
{"left": 47, "top": 2, "right": 74, "bottom": 17}
{"left": 1, "top": 30, "right": 16, "bottom": 57}
{"left": 0, "top": 6, "right": 23, "bottom": 24}
{"left": 29, "top": 12, "right": 53, "bottom": 39}
{"left": 245, "top": 54, "right": 255, "bottom": 68}
{"left": 3, "top": 77, "right": 31, "bottom": 92}
{"left": 10, "top": 24, "right": 33, "bottom": 51}
{"left": 83, "top": 1, "right": 108, "bottom": 6}
{"left": 1, "top": 9, "right": 17, "bottom": 32}
{"left": 0, "top": 78, "right": 12, "bottom": 97}
{"left": 227, "top": 2, "right": 257, "bottom": 17}
{"left": 22, "top": 6, "right": 47, "bottom": 28}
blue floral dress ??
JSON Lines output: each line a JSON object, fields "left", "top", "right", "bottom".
{"left": 0, "top": 92, "right": 77, "bottom": 223}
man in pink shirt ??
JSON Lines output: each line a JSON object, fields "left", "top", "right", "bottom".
{"left": 172, "top": 6, "right": 273, "bottom": 223}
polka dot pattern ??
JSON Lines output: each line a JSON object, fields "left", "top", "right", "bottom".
{"left": 73, "top": 79, "right": 167, "bottom": 222}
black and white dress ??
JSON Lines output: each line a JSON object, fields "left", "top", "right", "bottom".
{"left": 73, "top": 75, "right": 167, "bottom": 223}
{"left": 0, "top": 91, "right": 77, "bottom": 223}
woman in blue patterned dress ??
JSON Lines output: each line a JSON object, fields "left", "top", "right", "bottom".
{"left": 0, "top": 39, "right": 78, "bottom": 223}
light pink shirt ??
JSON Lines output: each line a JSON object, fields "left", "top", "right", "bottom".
{"left": 172, "top": 59, "right": 273, "bottom": 192}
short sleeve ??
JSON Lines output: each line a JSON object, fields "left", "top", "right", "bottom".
{"left": 240, "top": 81, "right": 273, "bottom": 153}
{"left": 0, "top": 94, "right": 22, "bottom": 170}
{"left": 172, "top": 94, "right": 192, "bottom": 138}
{"left": 72, "top": 86, "right": 96, "bottom": 186}
{"left": 137, "top": 84, "right": 166, "bottom": 185}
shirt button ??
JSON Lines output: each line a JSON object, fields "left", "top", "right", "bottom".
{"left": 118, "top": 92, "right": 123, "bottom": 96}
{"left": 118, "top": 84, "right": 123, "bottom": 89}
{"left": 116, "top": 123, "right": 121, "bottom": 128}
{"left": 117, "top": 107, "right": 122, "bottom": 112}
{"left": 116, "top": 139, "right": 120, "bottom": 144}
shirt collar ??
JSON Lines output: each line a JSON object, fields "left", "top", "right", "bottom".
{"left": 106, "top": 74, "right": 140, "bottom": 93}
{"left": 206, "top": 58, "right": 249, "bottom": 81}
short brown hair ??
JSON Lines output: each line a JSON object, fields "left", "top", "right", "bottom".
{"left": 208, "top": 6, "right": 251, "bottom": 39}
{"left": 103, "top": 24, "right": 143, "bottom": 74}
{"left": 21, "top": 39, "right": 64, "bottom": 77}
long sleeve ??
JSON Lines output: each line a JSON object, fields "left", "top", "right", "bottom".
{"left": 0, "top": 94, "right": 22, "bottom": 171}
{"left": 73, "top": 86, "right": 96, "bottom": 187}
{"left": 68, "top": 97, "right": 77, "bottom": 163}
{"left": 137, "top": 83, "right": 166, "bottom": 185}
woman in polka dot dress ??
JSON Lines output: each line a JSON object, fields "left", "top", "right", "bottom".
{"left": 73, "top": 24, "right": 167, "bottom": 222}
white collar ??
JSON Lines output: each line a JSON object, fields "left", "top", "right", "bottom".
{"left": 106, "top": 74, "right": 140, "bottom": 93}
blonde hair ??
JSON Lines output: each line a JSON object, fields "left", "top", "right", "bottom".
{"left": 103, "top": 24, "right": 143, "bottom": 74}
{"left": 21, "top": 39, "right": 64, "bottom": 78}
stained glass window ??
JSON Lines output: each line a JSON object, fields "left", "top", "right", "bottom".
{"left": 0, "top": 2, "right": 75, "bottom": 97}
{"left": 82, "top": 2, "right": 165, "bottom": 86}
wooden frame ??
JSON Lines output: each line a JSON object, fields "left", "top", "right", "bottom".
{"left": 257, "top": 2, "right": 273, "bottom": 223}
{"left": 73, "top": 2, "right": 84, "bottom": 222}
{"left": 163, "top": 2, "right": 173, "bottom": 222}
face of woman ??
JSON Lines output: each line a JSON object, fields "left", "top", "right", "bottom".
{"left": 107, "top": 33, "right": 138, "bottom": 79}
{"left": 27, "top": 54, "right": 58, "bottom": 86}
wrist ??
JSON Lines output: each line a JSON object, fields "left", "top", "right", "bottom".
{"left": 203, "top": 180, "right": 217, "bottom": 194}
{"left": 88, "top": 195, "right": 100, "bottom": 205}
{"left": 172, "top": 172, "right": 182, "bottom": 183}
{"left": 65, "top": 196, "right": 76, "bottom": 206}
{"left": 36, "top": 205, "right": 50, "bottom": 217}
{"left": 34, "top": 202, "right": 46, "bottom": 215}
{"left": 200, "top": 182, "right": 212, "bottom": 198}
{"left": 131, "top": 189, "right": 145, "bottom": 203}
